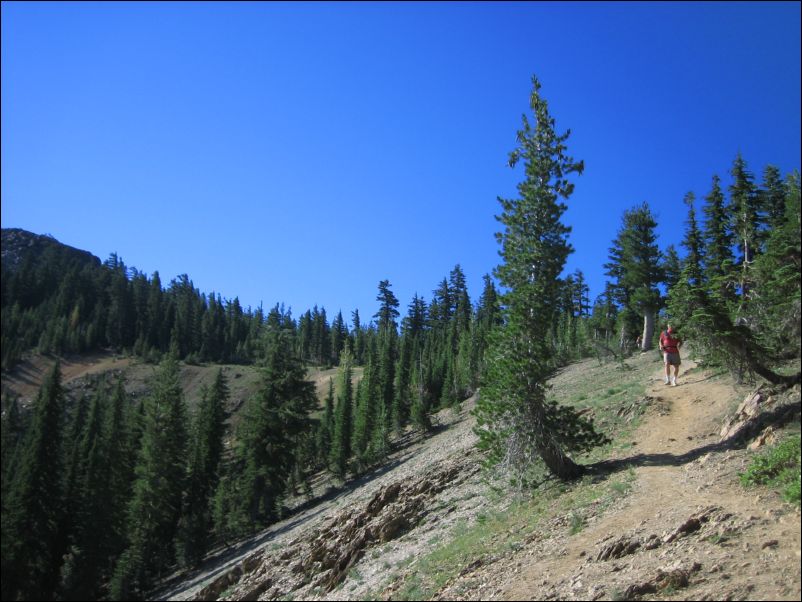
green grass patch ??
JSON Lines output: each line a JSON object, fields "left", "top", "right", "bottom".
{"left": 740, "top": 435, "right": 801, "bottom": 506}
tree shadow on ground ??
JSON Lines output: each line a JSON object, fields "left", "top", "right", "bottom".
{"left": 584, "top": 399, "right": 800, "bottom": 479}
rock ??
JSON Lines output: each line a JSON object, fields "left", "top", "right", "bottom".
{"left": 761, "top": 540, "right": 779, "bottom": 550}
{"left": 748, "top": 426, "right": 777, "bottom": 450}
{"left": 664, "top": 506, "right": 719, "bottom": 544}
{"left": 595, "top": 536, "right": 642, "bottom": 561}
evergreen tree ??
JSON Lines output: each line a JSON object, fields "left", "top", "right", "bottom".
{"left": 1, "top": 392, "right": 24, "bottom": 495}
{"left": 393, "top": 331, "right": 413, "bottom": 432}
{"left": 330, "top": 311, "right": 348, "bottom": 365}
{"left": 681, "top": 192, "right": 704, "bottom": 288}
{"left": 374, "top": 280, "right": 400, "bottom": 332}
{"left": 668, "top": 169, "right": 800, "bottom": 387}
{"left": 752, "top": 170, "right": 801, "bottom": 355}
{"left": 105, "top": 376, "right": 136, "bottom": 571}
{"left": 110, "top": 353, "right": 188, "bottom": 600}
{"left": 352, "top": 338, "right": 378, "bottom": 466}
{"left": 701, "top": 174, "right": 737, "bottom": 306}
{"left": 473, "top": 274, "right": 502, "bottom": 383}
{"left": 729, "top": 154, "right": 760, "bottom": 304}
{"left": 60, "top": 387, "right": 109, "bottom": 601}
{"left": 351, "top": 309, "right": 365, "bottom": 365}
{"left": 176, "top": 369, "right": 229, "bottom": 567}
{"left": 662, "top": 245, "right": 682, "bottom": 292}
{"left": 605, "top": 203, "right": 664, "bottom": 351}
{"left": 473, "top": 76, "right": 606, "bottom": 482}
{"left": 329, "top": 344, "right": 354, "bottom": 478}
{"left": 235, "top": 329, "right": 316, "bottom": 527}
{"left": 317, "top": 378, "right": 335, "bottom": 467}
{"left": 2, "top": 363, "right": 66, "bottom": 601}
{"left": 760, "top": 165, "right": 787, "bottom": 233}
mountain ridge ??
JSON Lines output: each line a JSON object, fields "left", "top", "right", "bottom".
{"left": 1, "top": 227, "right": 101, "bottom": 273}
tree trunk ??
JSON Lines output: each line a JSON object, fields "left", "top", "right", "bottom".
{"left": 539, "top": 441, "right": 584, "bottom": 480}
{"left": 641, "top": 308, "right": 655, "bottom": 351}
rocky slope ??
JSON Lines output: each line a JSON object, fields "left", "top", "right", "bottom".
{"left": 157, "top": 353, "right": 801, "bottom": 601}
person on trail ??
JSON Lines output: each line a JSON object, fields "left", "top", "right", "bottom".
{"left": 659, "top": 324, "right": 682, "bottom": 386}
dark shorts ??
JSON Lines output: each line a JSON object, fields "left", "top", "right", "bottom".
{"left": 663, "top": 352, "right": 681, "bottom": 366}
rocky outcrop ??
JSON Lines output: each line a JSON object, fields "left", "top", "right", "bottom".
{"left": 194, "top": 454, "right": 479, "bottom": 601}
{"left": 620, "top": 561, "right": 702, "bottom": 600}
{"left": 720, "top": 385, "right": 801, "bottom": 446}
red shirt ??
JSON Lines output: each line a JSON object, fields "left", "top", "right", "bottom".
{"left": 660, "top": 331, "right": 681, "bottom": 353}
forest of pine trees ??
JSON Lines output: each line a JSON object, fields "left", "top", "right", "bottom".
{"left": 1, "top": 76, "right": 799, "bottom": 601}
{"left": 0, "top": 252, "right": 519, "bottom": 600}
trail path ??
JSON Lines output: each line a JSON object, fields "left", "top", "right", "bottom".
{"left": 441, "top": 359, "right": 801, "bottom": 601}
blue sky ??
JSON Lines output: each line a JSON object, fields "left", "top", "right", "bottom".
{"left": 2, "top": 2, "right": 800, "bottom": 324}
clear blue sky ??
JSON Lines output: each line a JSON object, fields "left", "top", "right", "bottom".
{"left": 3, "top": 2, "right": 800, "bottom": 324}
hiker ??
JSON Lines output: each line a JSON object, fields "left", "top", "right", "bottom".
{"left": 659, "top": 324, "right": 682, "bottom": 386}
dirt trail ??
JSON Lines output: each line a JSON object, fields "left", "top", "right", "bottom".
{"left": 477, "top": 359, "right": 802, "bottom": 601}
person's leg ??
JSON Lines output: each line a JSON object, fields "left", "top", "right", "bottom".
{"left": 664, "top": 355, "right": 671, "bottom": 384}
{"left": 671, "top": 362, "right": 680, "bottom": 385}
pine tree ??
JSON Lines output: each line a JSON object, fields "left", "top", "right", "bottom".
{"left": 236, "top": 329, "right": 316, "bottom": 527}
{"left": 752, "top": 170, "right": 801, "bottom": 355}
{"left": 730, "top": 154, "right": 760, "bottom": 305}
{"left": 352, "top": 338, "right": 378, "bottom": 466}
{"left": 760, "top": 165, "right": 787, "bottom": 233}
{"left": 330, "top": 311, "right": 348, "bottom": 365}
{"left": 105, "top": 376, "right": 136, "bottom": 572}
{"left": 176, "top": 368, "right": 228, "bottom": 567}
{"left": 392, "top": 329, "right": 412, "bottom": 433}
{"left": 317, "top": 378, "right": 335, "bottom": 467}
{"left": 110, "top": 352, "right": 188, "bottom": 600}
{"left": 2, "top": 362, "right": 66, "bottom": 601}
{"left": 473, "top": 75, "right": 606, "bottom": 482}
{"left": 701, "top": 174, "right": 737, "bottom": 307}
{"left": 668, "top": 170, "right": 800, "bottom": 387}
{"left": 1, "top": 392, "right": 24, "bottom": 495}
{"left": 60, "top": 386, "right": 109, "bottom": 601}
{"left": 662, "top": 245, "right": 682, "bottom": 292}
{"left": 351, "top": 309, "right": 365, "bottom": 365}
{"left": 605, "top": 203, "right": 664, "bottom": 351}
{"left": 681, "top": 192, "right": 704, "bottom": 287}
{"left": 374, "top": 280, "right": 400, "bottom": 332}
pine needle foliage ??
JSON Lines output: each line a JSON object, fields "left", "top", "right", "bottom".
{"left": 473, "top": 75, "right": 608, "bottom": 483}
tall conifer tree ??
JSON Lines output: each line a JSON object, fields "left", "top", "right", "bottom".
{"left": 330, "top": 343, "right": 354, "bottom": 477}
{"left": 110, "top": 352, "right": 188, "bottom": 600}
{"left": 473, "top": 76, "right": 605, "bottom": 481}
{"left": 2, "top": 363, "right": 66, "bottom": 601}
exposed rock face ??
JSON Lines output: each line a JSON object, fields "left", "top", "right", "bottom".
{"left": 193, "top": 454, "right": 479, "bottom": 601}
{"left": 720, "top": 389, "right": 775, "bottom": 441}
{"left": 720, "top": 386, "right": 800, "bottom": 447}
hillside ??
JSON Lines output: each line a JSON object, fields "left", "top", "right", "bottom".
{"left": 154, "top": 351, "right": 801, "bottom": 602}
{"left": 1, "top": 228, "right": 101, "bottom": 273}
{"left": 1, "top": 352, "right": 363, "bottom": 446}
